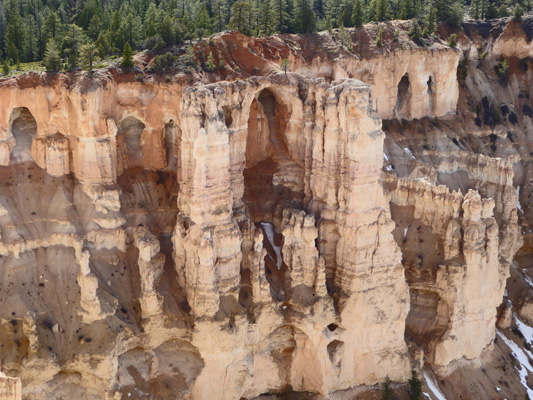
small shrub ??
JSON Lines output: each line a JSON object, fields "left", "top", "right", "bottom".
{"left": 480, "top": 51, "right": 488, "bottom": 61}
{"left": 135, "top": 74, "right": 144, "bottom": 82}
{"left": 448, "top": 33, "right": 458, "bottom": 48}
{"left": 280, "top": 58, "right": 290, "bottom": 74}
{"left": 494, "top": 58, "right": 509, "bottom": 82}
{"left": 377, "top": 27, "right": 383, "bottom": 47}
{"left": 205, "top": 52, "right": 216, "bottom": 72}
{"left": 151, "top": 52, "right": 178, "bottom": 72}
{"left": 514, "top": 4, "right": 523, "bottom": 22}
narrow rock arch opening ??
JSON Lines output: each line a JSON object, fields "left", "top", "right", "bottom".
{"left": 394, "top": 74, "right": 411, "bottom": 119}
{"left": 10, "top": 107, "right": 37, "bottom": 164}
{"left": 119, "top": 116, "right": 145, "bottom": 167}
{"left": 243, "top": 88, "right": 303, "bottom": 223}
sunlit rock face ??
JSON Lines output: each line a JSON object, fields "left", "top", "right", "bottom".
{"left": 0, "top": 19, "right": 526, "bottom": 400}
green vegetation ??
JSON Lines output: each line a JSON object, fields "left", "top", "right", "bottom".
{"left": 408, "top": 369, "right": 423, "bottom": 400}
{"left": 0, "top": 0, "right": 528, "bottom": 76}
{"left": 382, "top": 375, "right": 394, "bottom": 400}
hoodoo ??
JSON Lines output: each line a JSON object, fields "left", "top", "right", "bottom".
{"left": 0, "top": 11, "right": 533, "bottom": 400}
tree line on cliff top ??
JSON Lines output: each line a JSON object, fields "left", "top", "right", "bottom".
{"left": 0, "top": 0, "right": 528, "bottom": 72}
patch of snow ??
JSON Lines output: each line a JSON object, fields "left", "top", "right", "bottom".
{"left": 496, "top": 386, "right": 500, "bottom": 392}
{"left": 386, "top": 165, "right": 393, "bottom": 172}
{"left": 497, "top": 330, "right": 533, "bottom": 399}
{"left": 404, "top": 227, "right": 408, "bottom": 238}
{"left": 514, "top": 314, "right": 533, "bottom": 350}
{"left": 261, "top": 222, "right": 282, "bottom": 269}
{"left": 384, "top": 152, "right": 389, "bottom": 161}
{"left": 404, "top": 147, "right": 416, "bottom": 159}
{"left": 517, "top": 186, "right": 524, "bottom": 213}
{"left": 522, "top": 271, "right": 533, "bottom": 289}
{"left": 423, "top": 369, "right": 447, "bottom": 400}
{"left": 423, "top": 394, "right": 431, "bottom": 399}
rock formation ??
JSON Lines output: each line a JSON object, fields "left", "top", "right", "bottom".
{"left": 0, "top": 17, "right": 530, "bottom": 400}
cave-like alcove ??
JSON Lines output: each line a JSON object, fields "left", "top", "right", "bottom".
{"left": 394, "top": 74, "right": 411, "bottom": 119}
{"left": 10, "top": 107, "right": 37, "bottom": 164}
{"left": 119, "top": 116, "right": 145, "bottom": 168}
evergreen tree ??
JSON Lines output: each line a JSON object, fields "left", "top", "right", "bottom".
{"left": 294, "top": 0, "right": 317, "bottom": 33}
{"left": 325, "top": 0, "right": 344, "bottom": 27}
{"left": 7, "top": 42, "right": 19, "bottom": 64}
{"left": 44, "top": 39, "right": 62, "bottom": 72}
{"left": 352, "top": 0, "right": 364, "bottom": 27}
{"left": 258, "top": 0, "right": 274, "bottom": 35}
{"left": 426, "top": 1, "right": 436, "bottom": 34}
{"left": 229, "top": 1, "right": 251, "bottom": 33}
{"left": 196, "top": 4, "right": 212, "bottom": 37}
{"left": 212, "top": 0, "right": 229, "bottom": 32}
{"left": 43, "top": 11, "right": 61, "bottom": 45}
{"left": 382, "top": 375, "right": 394, "bottom": 400}
{"left": 271, "top": 0, "right": 290, "bottom": 32}
{"left": 3, "top": 59, "right": 9, "bottom": 76}
{"left": 376, "top": 26, "right": 383, "bottom": 46}
{"left": 121, "top": 42, "right": 134, "bottom": 69}
{"left": 80, "top": 43, "right": 98, "bottom": 73}
{"left": 23, "top": 14, "right": 38, "bottom": 62}
{"left": 514, "top": 3, "right": 523, "bottom": 21}
{"left": 408, "top": 369, "right": 422, "bottom": 400}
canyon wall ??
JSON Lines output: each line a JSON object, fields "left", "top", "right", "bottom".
{"left": 0, "top": 18, "right": 527, "bottom": 399}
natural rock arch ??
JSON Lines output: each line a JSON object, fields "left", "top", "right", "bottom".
{"left": 9, "top": 107, "right": 37, "bottom": 164}
{"left": 243, "top": 88, "right": 303, "bottom": 223}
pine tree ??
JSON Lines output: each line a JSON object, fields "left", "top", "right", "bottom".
{"left": 426, "top": 1, "right": 436, "bottom": 34}
{"left": 80, "top": 43, "right": 98, "bottom": 73}
{"left": 258, "top": 0, "right": 273, "bottom": 35}
{"left": 43, "top": 11, "right": 61, "bottom": 45}
{"left": 212, "top": 0, "right": 229, "bottom": 32}
{"left": 408, "top": 369, "right": 422, "bottom": 400}
{"left": 229, "top": 1, "right": 251, "bottom": 33}
{"left": 23, "top": 14, "right": 38, "bottom": 62}
{"left": 196, "top": 3, "right": 212, "bottom": 37}
{"left": 294, "top": 0, "right": 317, "bottom": 33}
{"left": 121, "top": 42, "right": 134, "bottom": 69}
{"left": 352, "top": 0, "right": 364, "bottom": 27}
{"left": 376, "top": 26, "right": 383, "bottom": 46}
{"left": 2, "top": 59, "right": 9, "bottom": 76}
{"left": 7, "top": 42, "right": 19, "bottom": 65}
{"left": 206, "top": 51, "right": 216, "bottom": 71}
{"left": 325, "top": 0, "right": 344, "bottom": 27}
{"left": 375, "top": 0, "right": 388, "bottom": 21}
{"left": 271, "top": 0, "right": 289, "bottom": 33}
{"left": 382, "top": 375, "right": 394, "bottom": 400}
{"left": 44, "top": 39, "right": 62, "bottom": 72}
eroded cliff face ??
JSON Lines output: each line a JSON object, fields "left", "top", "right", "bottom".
{"left": 0, "top": 18, "right": 529, "bottom": 400}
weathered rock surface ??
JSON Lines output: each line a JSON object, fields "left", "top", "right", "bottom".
{"left": 0, "top": 17, "right": 530, "bottom": 400}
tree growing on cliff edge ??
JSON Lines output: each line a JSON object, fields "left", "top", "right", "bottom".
{"left": 80, "top": 43, "right": 99, "bottom": 74}
{"left": 121, "top": 42, "right": 134, "bottom": 69}
{"left": 44, "top": 39, "right": 62, "bottom": 72}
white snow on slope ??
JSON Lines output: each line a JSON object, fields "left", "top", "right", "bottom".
{"left": 423, "top": 369, "right": 447, "bottom": 400}
{"left": 261, "top": 222, "right": 282, "bottom": 269}
{"left": 497, "top": 330, "right": 533, "bottom": 399}
{"left": 517, "top": 186, "right": 524, "bottom": 213}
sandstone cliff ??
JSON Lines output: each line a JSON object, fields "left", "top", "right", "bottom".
{"left": 0, "top": 17, "right": 530, "bottom": 400}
